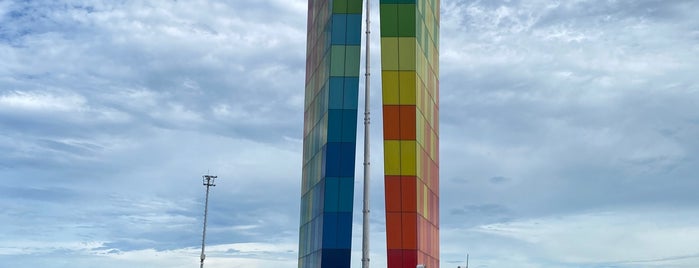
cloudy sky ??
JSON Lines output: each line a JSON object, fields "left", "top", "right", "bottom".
{"left": 1, "top": 0, "right": 699, "bottom": 267}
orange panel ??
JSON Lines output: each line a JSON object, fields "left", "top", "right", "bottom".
{"left": 399, "top": 105, "right": 416, "bottom": 140}
{"left": 386, "top": 212, "right": 403, "bottom": 249}
{"left": 385, "top": 176, "right": 402, "bottom": 212}
{"left": 402, "top": 212, "right": 417, "bottom": 249}
{"left": 383, "top": 106, "right": 401, "bottom": 139}
{"left": 400, "top": 176, "right": 417, "bottom": 212}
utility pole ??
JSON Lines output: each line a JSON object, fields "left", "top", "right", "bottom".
{"left": 200, "top": 174, "right": 217, "bottom": 268}
{"left": 361, "top": 0, "right": 371, "bottom": 267}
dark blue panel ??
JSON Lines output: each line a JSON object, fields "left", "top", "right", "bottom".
{"left": 324, "top": 177, "right": 339, "bottom": 212}
{"left": 338, "top": 178, "right": 354, "bottom": 212}
{"left": 336, "top": 212, "right": 353, "bottom": 248}
{"left": 342, "top": 77, "right": 359, "bottom": 109}
{"left": 341, "top": 109, "right": 358, "bottom": 142}
{"left": 327, "top": 109, "right": 343, "bottom": 142}
{"left": 346, "top": 14, "right": 362, "bottom": 45}
{"left": 321, "top": 249, "right": 351, "bottom": 268}
{"left": 339, "top": 142, "right": 356, "bottom": 177}
{"left": 331, "top": 14, "right": 347, "bottom": 44}
{"left": 325, "top": 142, "right": 341, "bottom": 177}
{"left": 322, "top": 213, "right": 338, "bottom": 248}
{"left": 329, "top": 77, "right": 344, "bottom": 109}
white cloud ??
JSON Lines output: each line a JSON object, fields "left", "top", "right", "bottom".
{"left": 472, "top": 208, "right": 699, "bottom": 266}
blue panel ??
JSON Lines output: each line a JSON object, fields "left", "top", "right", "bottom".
{"left": 339, "top": 142, "right": 356, "bottom": 177}
{"left": 341, "top": 109, "right": 357, "bottom": 142}
{"left": 327, "top": 109, "right": 343, "bottom": 142}
{"left": 342, "top": 77, "right": 359, "bottom": 109}
{"left": 336, "top": 212, "right": 353, "bottom": 248}
{"left": 329, "top": 77, "right": 344, "bottom": 109}
{"left": 338, "top": 178, "right": 354, "bottom": 212}
{"left": 321, "top": 144, "right": 327, "bottom": 178}
{"left": 346, "top": 14, "right": 362, "bottom": 45}
{"left": 324, "top": 177, "right": 340, "bottom": 212}
{"left": 325, "top": 142, "right": 341, "bottom": 177}
{"left": 331, "top": 14, "right": 347, "bottom": 44}
{"left": 322, "top": 213, "right": 338, "bottom": 248}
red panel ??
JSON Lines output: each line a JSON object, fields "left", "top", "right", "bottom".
{"left": 383, "top": 106, "right": 400, "bottom": 139}
{"left": 402, "top": 249, "right": 417, "bottom": 268}
{"left": 402, "top": 212, "right": 417, "bottom": 249}
{"left": 399, "top": 105, "right": 416, "bottom": 140}
{"left": 387, "top": 249, "right": 403, "bottom": 268}
{"left": 386, "top": 212, "right": 403, "bottom": 249}
{"left": 401, "top": 176, "right": 417, "bottom": 212}
{"left": 385, "top": 176, "right": 401, "bottom": 212}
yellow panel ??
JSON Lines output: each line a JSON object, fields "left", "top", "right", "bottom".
{"left": 399, "top": 71, "right": 417, "bottom": 105}
{"left": 400, "top": 140, "right": 416, "bottom": 176}
{"left": 384, "top": 140, "right": 401, "bottom": 175}
{"left": 382, "top": 71, "right": 400, "bottom": 105}
{"left": 381, "top": 37, "right": 399, "bottom": 71}
{"left": 415, "top": 77, "right": 430, "bottom": 113}
{"left": 416, "top": 145, "right": 422, "bottom": 180}
{"left": 398, "top": 37, "right": 416, "bottom": 70}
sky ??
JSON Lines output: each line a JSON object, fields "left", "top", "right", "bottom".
{"left": 1, "top": 0, "right": 699, "bottom": 267}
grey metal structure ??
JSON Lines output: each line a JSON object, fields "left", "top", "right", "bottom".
{"left": 200, "top": 175, "right": 217, "bottom": 268}
{"left": 361, "top": 0, "right": 371, "bottom": 268}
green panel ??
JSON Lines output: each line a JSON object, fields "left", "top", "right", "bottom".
{"left": 397, "top": 4, "right": 416, "bottom": 37}
{"left": 380, "top": 4, "right": 398, "bottom": 37}
{"left": 380, "top": 0, "right": 416, "bottom": 3}
{"left": 398, "top": 37, "right": 416, "bottom": 70}
{"left": 333, "top": 0, "right": 349, "bottom": 13}
{"left": 330, "top": 46, "right": 346, "bottom": 77}
{"left": 380, "top": 38, "right": 399, "bottom": 70}
{"left": 344, "top": 45, "right": 361, "bottom": 76}
{"left": 335, "top": 0, "right": 364, "bottom": 14}
{"left": 347, "top": 0, "right": 364, "bottom": 13}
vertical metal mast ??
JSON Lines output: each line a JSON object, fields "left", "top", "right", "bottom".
{"left": 361, "top": 0, "right": 371, "bottom": 267}
{"left": 200, "top": 175, "right": 217, "bottom": 268}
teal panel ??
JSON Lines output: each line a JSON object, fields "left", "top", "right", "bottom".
{"left": 324, "top": 177, "right": 340, "bottom": 212}
{"left": 338, "top": 178, "right": 354, "bottom": 212}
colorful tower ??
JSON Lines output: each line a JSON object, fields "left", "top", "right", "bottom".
{"left": 298, "top": 1, "right": 364, "bottom": 268}
{"left": 380, "top": 0, "right": 440, "bottom": 268}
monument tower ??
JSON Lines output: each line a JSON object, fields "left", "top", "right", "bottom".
{"left": 379, "top": 0, "right": 440, "bottom": 267}
{"left": 298, "top": 1, "right": 364, "bottom": 268}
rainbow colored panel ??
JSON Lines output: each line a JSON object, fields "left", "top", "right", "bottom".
{"left": 380, "top": 0, "right": 440, "bottom": 267}
{"left": 299, "top": 1, "right": 364, "bottom": 268}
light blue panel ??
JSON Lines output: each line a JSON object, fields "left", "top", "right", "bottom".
{"left": 346, "top": 14, "right": 362, "bottom": 45}
{"left": 342, "top": 77, "right": 359, "bottom": 109}
{"left": 328, "top": 77, "right": 344, "bottom": 109}
{"left": 331, "top": 14, "right": 348, "bottom": 44}
{"left": 324, "top": 177, "right": 340, "bottom": 212}
{"left": 327, "top": 109, "right": 343, "bottom": 142}
{"left": 338, "top": 177, "right": 354, "bottom": 212}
